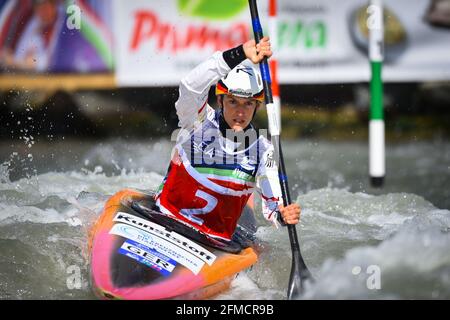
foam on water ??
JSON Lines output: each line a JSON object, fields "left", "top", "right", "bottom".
{"left": 0, "top": 164, "right": 165, "bottom": 299}
{"left": 298, "top": 189, "right": 450, "bottom": 299}
{"left": 215, "top": 273, "right": 283, "bottom": 300}
{"left": 0, "top": 139, "right": 449, "bottom": 299}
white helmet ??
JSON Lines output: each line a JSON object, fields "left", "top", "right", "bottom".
{"left": 216, "top": 60, "right": 264, "bottom": 102}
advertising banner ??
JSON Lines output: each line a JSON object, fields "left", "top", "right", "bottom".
{"left": 2, "top": 0, "right": 449, "bottom": 83}
{"left": 113, "top": 0, "right": 450, "bottom": 85}
{"left": 0, "top": 0, "right": 113, "bottom": 73}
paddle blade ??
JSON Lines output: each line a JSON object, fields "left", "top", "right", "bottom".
{"left": 286, "top": 225, "right": 313, "bottom": 299}
{"left": 287, "top": 250, "right": 313, "bottom": 299}
{"left": 287, "top": 260, "right": 302, "bottom": 299}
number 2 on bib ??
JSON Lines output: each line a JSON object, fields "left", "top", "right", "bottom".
{"left": 180, "top": 190, "right": 218, "bottom": 225}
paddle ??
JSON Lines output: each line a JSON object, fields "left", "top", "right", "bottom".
{"left": 248, "top": 0, "right": 312, "bottom": 299}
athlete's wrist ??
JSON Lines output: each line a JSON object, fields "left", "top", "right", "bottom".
{"left": 222, "top": 44, "right": 246, "bottom": 70}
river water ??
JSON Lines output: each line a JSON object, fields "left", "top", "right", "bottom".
{"left": 0, "top": 138, "right": 449, "bottom": 299}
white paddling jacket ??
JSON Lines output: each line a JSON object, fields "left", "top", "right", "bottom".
{"left": 155, "top": 51, "right": 284, "bottom": 241}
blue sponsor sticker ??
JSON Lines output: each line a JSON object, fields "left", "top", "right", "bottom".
{"left": 118, "top": 239, "right": 177, "bottom": 276}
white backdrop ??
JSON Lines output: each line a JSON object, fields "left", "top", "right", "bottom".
{"left": 113, "top": 0, "right": 450, "bottom": 86}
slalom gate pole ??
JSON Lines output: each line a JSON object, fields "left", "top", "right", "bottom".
{"left": 368, "top": 0, "right": 385, "bottom": 187}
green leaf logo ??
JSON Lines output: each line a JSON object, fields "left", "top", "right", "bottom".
{"left": 178, "top": 0, "right": 247, "bottom": 20}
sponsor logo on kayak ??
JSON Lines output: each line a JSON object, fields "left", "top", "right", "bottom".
{"left": 110, "top": 223, "right": 205, "bottom": 274}
{"left": 119, "top": 240, "right": 176, "bottom": 276}
{"left": 113, "top": 212, "right": 216, "bottom": 265}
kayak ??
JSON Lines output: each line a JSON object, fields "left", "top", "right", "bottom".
{"left": 88, "top": 188, "right": 258, "bottom": 300}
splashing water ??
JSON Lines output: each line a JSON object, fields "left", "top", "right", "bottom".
{"left": 0, "top": 139, "right": 449, "bottom": 299}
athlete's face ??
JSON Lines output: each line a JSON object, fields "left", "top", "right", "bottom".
{"left": 221, "top": 95, "right": 258, "bottom": 132}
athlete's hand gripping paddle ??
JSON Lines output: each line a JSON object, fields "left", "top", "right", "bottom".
{"left": 248, "top": 0, "right": 312, "bottom": 299}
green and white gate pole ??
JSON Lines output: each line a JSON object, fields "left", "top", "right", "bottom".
{"left": 368, "top": 0, "right": 385, "bottom": 187}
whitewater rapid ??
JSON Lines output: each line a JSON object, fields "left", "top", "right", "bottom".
{"left": 0, "top": 139, "right": 449, "bottom": 299}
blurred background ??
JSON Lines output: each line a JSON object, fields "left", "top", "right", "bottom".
{"left": 0, "top": 0, "right": 449, "bottom": 299}
{"left": 1, "top": 0, "right": 449, "bottom": 142}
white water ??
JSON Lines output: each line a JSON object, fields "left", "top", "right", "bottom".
{"left": 0, "top": 139, "right": 449, "bottom": 299}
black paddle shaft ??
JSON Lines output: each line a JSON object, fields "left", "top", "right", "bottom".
{"left": 248, "top": 0, "right": 312, "bottom": 299}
